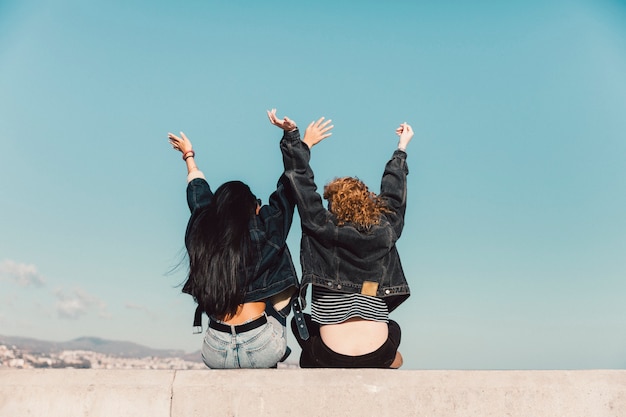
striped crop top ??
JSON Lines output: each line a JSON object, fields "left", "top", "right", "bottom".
{"left": 311, "top": 286, "right": 389, "bottom": 325}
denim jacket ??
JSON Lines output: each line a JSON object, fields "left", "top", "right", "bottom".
{"left": 184, "top": 173, "right": 299, "bottom": 330}
{"left": 280, "top": 129, "right": 410, "bottom": 313}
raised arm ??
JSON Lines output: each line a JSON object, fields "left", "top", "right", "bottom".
{"left": 277, "top": 113, "right": 335, "bottom": 234}
{"left": 167, "top": 131, "right": 211, "bottom": 212}
{"left": 380, "top": 123, "right": 414, "bottom": 237}
{"left": 265, "top": 109, "right": 307, "bottom": 230}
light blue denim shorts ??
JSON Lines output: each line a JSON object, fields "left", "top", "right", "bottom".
{"left": 201, "top": 313, "right": 287, "bottom": 369}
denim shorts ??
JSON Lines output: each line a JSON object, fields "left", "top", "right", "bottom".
{"left": 201, "top": 313, "right": 287, "bottom": 369}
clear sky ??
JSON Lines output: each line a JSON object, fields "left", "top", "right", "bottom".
{"left": 1, "top": 0, "right": 625, "bottom": 369}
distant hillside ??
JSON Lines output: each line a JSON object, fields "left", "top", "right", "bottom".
{"left": 0, "top": 334, "right": 202, "bottom": 362}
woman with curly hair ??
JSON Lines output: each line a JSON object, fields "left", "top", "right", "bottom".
{"left": 268, "top": 109, "right": 414, "bottom": 368}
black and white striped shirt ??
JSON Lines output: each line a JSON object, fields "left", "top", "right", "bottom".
{"left": 311, "top": 286, "right": 389, "bottom": 324}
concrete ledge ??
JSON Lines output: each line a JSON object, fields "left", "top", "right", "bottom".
{"left": 1, "top": 369, "right": 624, "bottom": 417}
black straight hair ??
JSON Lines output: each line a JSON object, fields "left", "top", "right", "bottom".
{"left": 184, "top": 181, "right": 257, "bottom": 319}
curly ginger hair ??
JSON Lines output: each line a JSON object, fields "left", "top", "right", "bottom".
{"left": 323, "top": 177, "right": 391, "bottom": 230}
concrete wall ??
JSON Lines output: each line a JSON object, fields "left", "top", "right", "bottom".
{"left": 1, "top": 369, "right": 624, "bottom": 417}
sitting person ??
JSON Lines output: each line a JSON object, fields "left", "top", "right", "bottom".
{"left": 168, "top": 130, "right": 298, "bottom": 368}
{"left": 268, "top": 109, "right": 414, "bottom": 368}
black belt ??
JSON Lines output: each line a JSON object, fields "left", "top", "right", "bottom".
{"left": 208, "top": 314, "right": 267, "bottom": 334}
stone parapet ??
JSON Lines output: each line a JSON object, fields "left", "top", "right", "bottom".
{"left": 0, "top": 369, "right": 624, "bottom": 416}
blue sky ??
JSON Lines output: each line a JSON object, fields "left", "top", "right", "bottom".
{"left": 1, "top": 0, "right": 625, "bottom": 369}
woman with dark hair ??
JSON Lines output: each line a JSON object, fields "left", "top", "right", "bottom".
{"left": 168, "top": 130, "right": 298, "bottom": 369}
{"left": 268, "top": 110, "right": 414, "bottom": 368}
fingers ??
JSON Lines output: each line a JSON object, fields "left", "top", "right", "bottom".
{"left": 313, "top": 116, "right": 330, "bottom": 127}
{"left": 168, "top": 133, "right": 181, "bottom": 150}
{"left": 267, "top": 108, "right": 295, "bottom": 130}
{"left": 267, "top": 108, "right": 283, "bottom": 126}
{"left": 168, "top": 131, "right": 190, "bottom": 142}
{"left": 305, "top": 117, "right": 333, "bottom": 146}
{"left": 395, "top": 122, "right": 413, "bottom": 135}
{"left": 267, "top": 108, "right": 277, "bottom": 124}
{"left": 320, "top": 120, "right": 334, "bottom": 135}
{"left": 168, "top": 132, "right": 183, "bottom": 149}
{"left": 310, "top": 117, "right": 333, "bottom": 132}
{"left": 168, "top": 131, "right": 191, "bottom": 152}
{"left": 303, "top": 117, "right": 333, "bottom": 148}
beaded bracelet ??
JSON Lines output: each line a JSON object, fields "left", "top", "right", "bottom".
{"left": 182, "top": 150, "right": 195, "bottom": 160}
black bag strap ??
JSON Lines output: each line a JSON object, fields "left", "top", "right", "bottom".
{"left": 291, "top": 296, "right": 309, "bottom": 340}
{"left": 192, "top": 305, "right": 203, "bottom": 334}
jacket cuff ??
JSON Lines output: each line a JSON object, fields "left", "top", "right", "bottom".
{"left": 187, "top": 170, "right": 206, "bottom": 183}
{"left": 393, "top": 149, "right": 407, "bottom": 159}
{"left": 282, "top": 128, "right": 300, "bottom": 142}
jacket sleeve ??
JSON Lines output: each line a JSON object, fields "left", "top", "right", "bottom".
{"left": 186, "top": 177, "right": 213, "bottom": 214}
{"left": 280, "top": 129, "right": 330, "bottom": 235}
{"left": 258, "top": 173, "right": 296, "bottom": 242}
{"left": 379, "top": 150, "right": 409, "bottom": 238}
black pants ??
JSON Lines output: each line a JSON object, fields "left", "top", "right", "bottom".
{"left": 290, "top": 313, "right": 401, "bottom": 368}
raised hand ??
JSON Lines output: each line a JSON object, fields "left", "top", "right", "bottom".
{"left": 395, "top": 123, "right": 414, "bottom": 150}
{"left": 168, "top": 131, "right": 194, "bottom": 154}
{"left": 267, "top": 108, "right": 297, "bottom": 132}
{"left": 303, "top": 117, "right": 333, "bottom": 149}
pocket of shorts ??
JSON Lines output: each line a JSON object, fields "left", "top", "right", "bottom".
{"left": 242, "top": 322, "right": 286, "bottom": 367}
{"left": 201, "top": 329, "right": 230, "bottom": 368}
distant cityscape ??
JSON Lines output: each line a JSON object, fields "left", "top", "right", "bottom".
{"left": 0, "top": 335, "right": 206, "bottom": 370}
{"left": 0, "top": 344, "right": 206, "bottom": 370}
{"left": 0, "top": 335, "right": 298, "bottom": 370}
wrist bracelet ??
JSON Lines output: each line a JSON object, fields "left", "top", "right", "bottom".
{"left": 183, "top": 150, "right": 195, "bottom": 160}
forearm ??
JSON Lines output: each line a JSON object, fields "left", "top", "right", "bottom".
{"left": 280, "top": 129, "right": 306, "bottom": 169}
{"left": 262, "top": 174, "right": 296, "bottom": 241}
{"left": 184, "top": 155, "right": 197, "bottom": 173}
{"left": 186, "top": 176, "right": 212, "bottom": 212}
{"left": 380, "top": 151, "right": 408, "bottom": 236}
{"left": 380, "top": 151, "right": 408, "bottom": 205}
{"left": 182, "top": 155, "right": 204, "bottom": 183}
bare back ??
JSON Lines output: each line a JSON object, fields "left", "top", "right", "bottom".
{"left": 320, "top": 317, "right": 389, "bottom": 356}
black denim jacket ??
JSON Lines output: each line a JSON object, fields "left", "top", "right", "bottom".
{"left": 184, "top": 174, "right": 299, "bottom": 330}
{"left": 280, "top": 129, "right": 410, "bottom": 313}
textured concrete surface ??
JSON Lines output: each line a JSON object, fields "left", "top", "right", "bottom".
{"left": 1, "top": 369, "right": 625, "bottom": 417}
{"left": 0, "top": 369, "right": 173, "bottom": 417}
